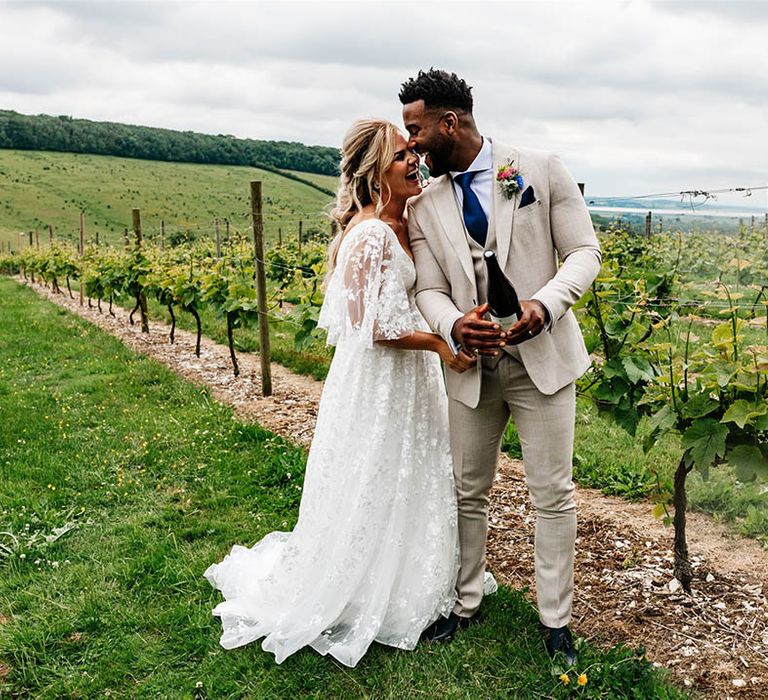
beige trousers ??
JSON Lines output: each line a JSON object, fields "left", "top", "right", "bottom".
{"left": 449, "top": 351, "right": 576, "bottom": 628}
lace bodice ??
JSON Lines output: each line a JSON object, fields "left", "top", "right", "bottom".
{"left": 318, "top": 219, "right": 425, "bottom": 347}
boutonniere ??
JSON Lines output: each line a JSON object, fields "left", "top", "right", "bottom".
{"left": 496, "top": 160, "right": 524, "bottom": 199}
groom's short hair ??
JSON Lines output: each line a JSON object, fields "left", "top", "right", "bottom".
{"left": 399, "top": 69, "right": 474, "bottom": 114}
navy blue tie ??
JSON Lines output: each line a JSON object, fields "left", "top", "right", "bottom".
{"left": 454, "top": 171, "right": 488, "bottom": 247}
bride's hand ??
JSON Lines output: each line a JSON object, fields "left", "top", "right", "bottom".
{"left": 438, "top": 342, "right": 477, "bottom": 374}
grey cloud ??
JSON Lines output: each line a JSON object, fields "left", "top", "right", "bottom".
{"left": 25, "top": 2, "right": 452, "bottom": 69}
{"left": 655, "top": 1, "right": 768, "bottom": 24}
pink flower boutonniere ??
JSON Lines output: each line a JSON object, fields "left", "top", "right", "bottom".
{"left": 496, "top": 160, "right": 524, "bottom": 199}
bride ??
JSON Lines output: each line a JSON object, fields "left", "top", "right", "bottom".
{"left": 204, "top": 118, "right": 475, "bottom": 667}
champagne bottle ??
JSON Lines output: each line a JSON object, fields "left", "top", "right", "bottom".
{"left": 484, "top": 250, "right": 522, "bottom": 327}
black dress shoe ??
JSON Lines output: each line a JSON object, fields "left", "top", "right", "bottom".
{"left": 541, "top": 624, "right": 577, "bottom": 666}
{"left": 420, "top": 611, "right": 480, "bottom": 643}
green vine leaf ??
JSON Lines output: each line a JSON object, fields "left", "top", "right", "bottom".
{"left": 680, "top": 393, "right": 719, "bottom": 420}
{"left": 721, "top": 399, "right": 768, "bottom": 429}
{"left": 727, "top": 445, "right": 768, "bottom": 482}
{"left": 703, "top": 359, "right": 737, "bottom": 388}
{"left": 753, "top": 413, "right": 768, "bottom": 432}
{"left": 593, "top": 377, "right": 629, "bottom": 404}
{"left": 681, "top": 419, "right": 728, "bottom": 471}
{"left": 614, "top": 397, "right": 640, "bottom": 436}
{"left": 621, "top": 356, "right": 655, "bottom": 384}
{"left": 648, "top": 404, "right": 677, "bottom": 434}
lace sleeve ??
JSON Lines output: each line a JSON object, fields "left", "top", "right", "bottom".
{"left": 318, "top": 221, "right": 415, "bottom": 348}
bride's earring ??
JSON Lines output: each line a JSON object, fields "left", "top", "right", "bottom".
{"left": 372, "top": 181, "right": 380, "bottom": 193}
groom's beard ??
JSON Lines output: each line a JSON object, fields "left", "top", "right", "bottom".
{"left": 423, "top": 135, "right": 455, "bottom": 177}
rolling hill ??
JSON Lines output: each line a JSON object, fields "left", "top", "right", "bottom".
{"left": 0, "top": 149, "right": 336, "bottom": 249}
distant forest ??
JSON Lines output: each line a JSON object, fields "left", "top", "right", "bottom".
{"left": 0, "top": 110, "right": 340, "bottom": 177}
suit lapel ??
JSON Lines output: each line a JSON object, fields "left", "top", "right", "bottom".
{"left": 492, "top": 142, "right": 520, "bottom": 271}
{"left": 427, "top": 176, "right": 475, "bottom": 283}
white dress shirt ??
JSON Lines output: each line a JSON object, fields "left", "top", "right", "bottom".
{"left": 449, "top": 136, "right": 493, "bottom": 222}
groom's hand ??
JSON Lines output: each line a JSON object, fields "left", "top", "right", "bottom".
{"left": 452, "top": 303, "right": 506, "bottom": 357}
{"left": 504, "top": 300, "right": 548, "bottom": 345}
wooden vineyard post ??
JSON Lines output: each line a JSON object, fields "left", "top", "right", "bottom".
{"left": 124, "top": 228, "right": 129, "bottom": 250}
{"left": 95, "top": 231, "right": 100, "bottom": 247}
{"left": 132, "top": 208, "right": 149, "bottom": 333}
{"left": 79, "top": 212, "right": 84, "bottom": 306}
{"left": 28, "top": 231, "right": 33, "bottom": 248}
{"left": 133, "top": 209, "right": 142, "bottom": 246}
{"left": 250, "top": 181, "right": 272, "bottom": 397}
{"left": 645, "top": 211, "right": 652, "bottom": 240}
{"left": 215, "top": 218, "right": 221, "bottom": 260}
{"left": 48, "top": 224, "right": 53, "bottom": 246}
{"left": 298, "top": 220, "right": 303, "bottom": 255}
{"left": 278, "top": 227, "right": 282, "bottom": 248}
{"left": 161, "top": 220, "right": 165, "bottom": 250}
{"left": 34, "top": 228, "right": 39, "bottom": 250}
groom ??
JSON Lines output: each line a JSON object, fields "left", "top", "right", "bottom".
{"left": 400, "top": 69, "right": 601, "bottom": 663}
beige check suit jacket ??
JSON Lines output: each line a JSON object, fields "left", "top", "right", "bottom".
{"left": 407, "top": 141, "right": 601, "bottom": 406}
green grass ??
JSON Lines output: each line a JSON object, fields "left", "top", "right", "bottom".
{"left": 687, "top": 470, "right": 768, "bottom": 546}
{"left": 0, "top": 149, "right": 334, "bottom": 249}
{"left": 282, "top": 169, "right": 339, "bottom": 192}
{"left": 0, "top": 277, "right": 685, "bottom": 699}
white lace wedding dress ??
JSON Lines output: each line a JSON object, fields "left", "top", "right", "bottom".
{"left": 204, "top": 219, "right": 459, "bottom": 667}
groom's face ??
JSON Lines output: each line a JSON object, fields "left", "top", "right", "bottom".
{"left": 402, "top": 100, "right": 456, "bottom": 178}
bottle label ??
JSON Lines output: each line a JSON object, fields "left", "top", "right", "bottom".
{"left": 490, "top": 313, "right": 517, "bottom": 328}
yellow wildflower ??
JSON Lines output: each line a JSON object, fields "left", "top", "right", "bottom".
{"left": 559, "top": 673, "right": 570, "bottom": 685}
{"left": 577, "top": 673, "right": 588, "bottom": 686}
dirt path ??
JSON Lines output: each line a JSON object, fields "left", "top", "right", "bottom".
{"left": 20, "top": 279, "right": 768, "bottom": 699}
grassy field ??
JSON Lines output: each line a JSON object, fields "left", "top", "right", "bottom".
{"left": 0, "top": 277, "right": 686, "bottom": 699}
{"left": 283, "top": 169, "right": 339, "bottom": 192}
{"left": 0, "top": 150, "right": 335, "bottom": 249}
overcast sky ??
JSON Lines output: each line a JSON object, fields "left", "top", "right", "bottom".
{"left": 1, "top": 0, "right": 766, "bottom": 202}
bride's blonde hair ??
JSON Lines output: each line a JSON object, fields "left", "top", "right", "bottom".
{"left": 327, "top": 119, "right": 399, "bottom": 274}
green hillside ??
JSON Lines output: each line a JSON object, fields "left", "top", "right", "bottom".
{"left": 283, "top": 169, "right": 339, "bottom": 193}
{"left": 0, "top": 150, "right": 336, "bottom": 249}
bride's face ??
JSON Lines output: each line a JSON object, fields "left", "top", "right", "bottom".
{"left": 382, "top": 134, "right": 421, "bottom": 201}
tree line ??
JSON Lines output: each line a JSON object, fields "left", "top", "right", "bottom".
{"left": 0, "top": 110, "right": 340, "bottom": 177}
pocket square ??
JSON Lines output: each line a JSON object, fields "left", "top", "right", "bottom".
{"left": 519, "top": 185, "right": 536, "bottom": 208}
